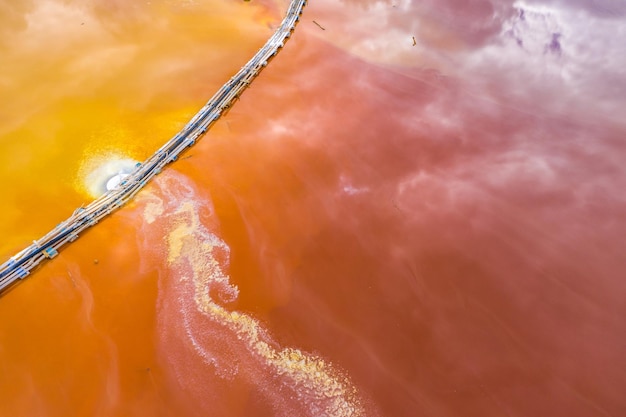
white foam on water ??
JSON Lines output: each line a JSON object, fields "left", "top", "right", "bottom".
{"left": 78, "top": 153, "right": 138, "bottom": 197}
{"left": 139, "top": 172, "right": 366, "bottom": 416}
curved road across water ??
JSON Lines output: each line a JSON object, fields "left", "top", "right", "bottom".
{"left": 0, "top": 0, "right": 307, "bottom": 293}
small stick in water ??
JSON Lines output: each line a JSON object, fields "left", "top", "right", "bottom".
{"left": 313, "top": 20, "right": 326, "bottom": 31}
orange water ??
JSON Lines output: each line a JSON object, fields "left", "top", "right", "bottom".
{"left": 0, "top": 1, "right": 296, "bottom": 415}
{"left": 0, "top": 0, "right": 279, "bottom": 244}
{"left": 2, "top": 1, "right": 626, "bottom": 416}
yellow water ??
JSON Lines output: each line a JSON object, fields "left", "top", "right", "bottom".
{"left": 0, "top": 0, "right": 273, "bottom": 256}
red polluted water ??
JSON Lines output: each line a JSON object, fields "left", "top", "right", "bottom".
{"left": 1, "top": 0, "right": 625, "bottom": 416}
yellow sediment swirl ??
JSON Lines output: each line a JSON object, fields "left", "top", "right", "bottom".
{"left": 147, "top": 173, "right": 364, "bottom": 416}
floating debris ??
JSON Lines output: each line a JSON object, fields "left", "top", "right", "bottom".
{"left": 313, "top": 20, "right": 326, "bottom": 31}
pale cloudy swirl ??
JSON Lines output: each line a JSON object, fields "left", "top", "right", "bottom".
{"left": 139, "top": 173, "right": 366, "bottom": 417}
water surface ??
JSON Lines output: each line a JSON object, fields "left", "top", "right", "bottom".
{"left": 1, "top": 0, "right": 625, "bottom": 416}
